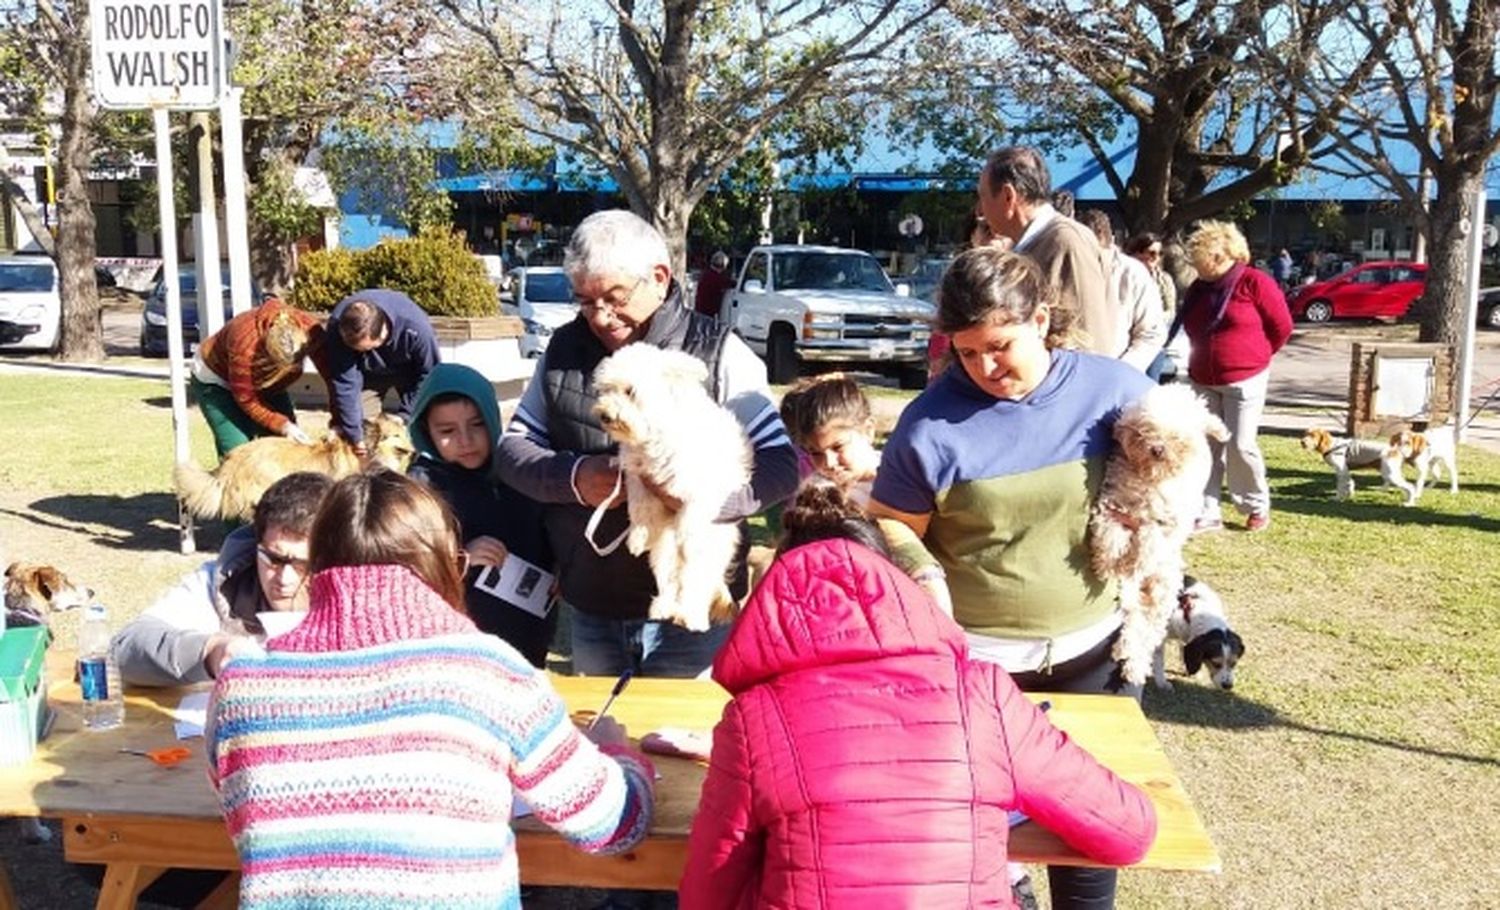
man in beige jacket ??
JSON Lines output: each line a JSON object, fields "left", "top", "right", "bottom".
{"left": 976, "top": 147, "right": 1116, "bottom": 354}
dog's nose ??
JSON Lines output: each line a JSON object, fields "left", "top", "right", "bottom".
{"left": 1220, "top": 680, "right": 1234, "bottom": 690}
{"left": 1150, "top": 444, "right": 1165, "bottom": 459}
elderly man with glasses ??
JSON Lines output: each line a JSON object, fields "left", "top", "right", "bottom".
{"left": 111, "top": 472, "right": 333, "bottom": 685}
{"left": 497, "top": 209, "right": 799, "bottom": 683}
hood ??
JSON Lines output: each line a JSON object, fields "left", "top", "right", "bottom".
{"left": 408, "top": 362, "right": 502, "bottom": 459}
{"left": 778, "top": 290, "right": 935, "bottom": 319}
{"left": 713, "top": 539, "right": 966, "bottom": 694}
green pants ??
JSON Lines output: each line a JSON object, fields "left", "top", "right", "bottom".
{"left": 191, "top": 378, "right": 296, "bottom": 460}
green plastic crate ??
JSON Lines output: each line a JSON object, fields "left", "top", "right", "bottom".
{"left": 0, "top": 626, "right": 52, "bottom": 766}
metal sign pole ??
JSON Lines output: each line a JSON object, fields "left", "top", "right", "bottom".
{"left": 155, "top": 106, "right": 195, "bottom": 555}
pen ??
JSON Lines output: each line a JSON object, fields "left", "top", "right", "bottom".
{"left": 587, "top": 670, "right": 633, "bottom": 731}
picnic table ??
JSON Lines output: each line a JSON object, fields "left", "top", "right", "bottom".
{"left": 0, "top": 668, "right": 1219, "bottom": 909}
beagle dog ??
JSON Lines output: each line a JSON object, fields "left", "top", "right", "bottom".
{"left": 4, "top": 562, "right": 94, "bottom": 629}
{"left": 1299, "top": 428, "right": 1412, "bottom": 503}
{"left": 1391, "top": 427, "right": 1458, "bottom": 504}
{"left": 1153, "top": 575, "right": 1245, "bottom": 691}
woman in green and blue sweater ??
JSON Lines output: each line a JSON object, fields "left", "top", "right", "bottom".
{"left": 870, "top": 247, "right": 1153, "bottom": 910}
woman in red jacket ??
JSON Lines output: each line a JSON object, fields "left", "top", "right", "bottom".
{"left": 679, "top": 481, "right": 1157, "bottom": 909}
{"left": 1180, "top": 220, "right": 1294, "bottom": 533}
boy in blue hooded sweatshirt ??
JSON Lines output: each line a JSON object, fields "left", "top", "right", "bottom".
{"left": 409, "top": 363, "right": 556, "bottom": 666}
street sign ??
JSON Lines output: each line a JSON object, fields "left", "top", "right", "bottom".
{"left": 88, "top": 0, "right": 224, "bottom": 110}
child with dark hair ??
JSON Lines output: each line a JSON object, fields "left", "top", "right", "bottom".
{"left": 408, "top": 363, "right": 556, "bottom": 667}
{"left": 680, "top": 481, "right": 1157, "bottom": 908}
{"left": 777, "top": 373, "right": 880, "bottom": 506}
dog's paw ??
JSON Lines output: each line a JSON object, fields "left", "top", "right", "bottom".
{"left": 708, "top": 587, "right": 740, "bottom": 625}
{"left": 648, "top": 597, "right": 710, "bottom": 632}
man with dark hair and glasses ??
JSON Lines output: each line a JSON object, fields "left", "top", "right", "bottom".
{"left": 112, "top": 472, "right": 334, "bottom": 685}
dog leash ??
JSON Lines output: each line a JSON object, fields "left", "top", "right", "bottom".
{"left": 584, "top": 469, "right": 630, "bottom": 557}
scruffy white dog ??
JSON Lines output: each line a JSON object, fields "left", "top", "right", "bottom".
{"left": 1090, "top": 384, "right": 1229, "bottom": 686}
{"left": 592, "top": 343, "right": 752, "bottom": 631}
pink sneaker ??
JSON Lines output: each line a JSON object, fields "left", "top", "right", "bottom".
{"left": 1245, "top": 512, "right": 1271, "bottom": 532}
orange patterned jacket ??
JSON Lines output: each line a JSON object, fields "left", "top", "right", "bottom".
{"left": 198, "top": 300, "right": 329, "bottom": 433}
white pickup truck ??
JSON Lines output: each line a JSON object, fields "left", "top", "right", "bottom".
{"left": 723, "top": 245, "right": 935, "bottom": 388}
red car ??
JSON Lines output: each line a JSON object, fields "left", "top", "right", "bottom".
{"left": 1289, "top": 260, "right": 1427, "bottom": 323}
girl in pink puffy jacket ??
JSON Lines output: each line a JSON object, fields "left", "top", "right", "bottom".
{"left": 679, "top": 481, "right": 1157, "bottom": 909}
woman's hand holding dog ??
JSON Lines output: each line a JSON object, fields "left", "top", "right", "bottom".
{"left": 465, "top": 536, "right": 510, "bottom": 568}
{"left": 574, "top": 455, "right": 628, "bottom": 509}
{"left": 281, "top": 423, "right": 312, "bottom": 446}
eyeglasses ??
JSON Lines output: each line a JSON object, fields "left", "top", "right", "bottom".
{"left": 575, "top": 276, "right": 647, "bottom": 314}
{"left": 257, "top": 545, "right": 310, "bottom": 574}
{"left": 1144, "top": 247, "right": 1163, "bottom": 259}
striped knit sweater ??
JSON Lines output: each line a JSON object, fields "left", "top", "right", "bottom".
{"left": 207, "top": 564, "right": 655, "bottom": 910}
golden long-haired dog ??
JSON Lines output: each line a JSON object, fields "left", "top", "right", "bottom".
{"left": 174, "top": 415, "right": 413, "bottom": 522}
{"left": 1090, "top": 384, "right": 1228, "bottom": 687}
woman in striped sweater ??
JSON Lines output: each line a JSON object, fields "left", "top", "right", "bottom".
{"left": 207, "top": 470, "right": 655, "bottom": 909}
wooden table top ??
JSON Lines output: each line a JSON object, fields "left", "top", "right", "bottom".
{"left": 0, "top": 665, "right": 1219, "bottom": 875}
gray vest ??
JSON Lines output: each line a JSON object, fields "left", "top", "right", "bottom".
{"left": 540, "top": 287, "right": 746, "bottom": 620}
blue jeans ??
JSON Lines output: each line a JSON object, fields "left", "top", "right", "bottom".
{"left": 569, "top": 606, "right": 730, "bottom": 679}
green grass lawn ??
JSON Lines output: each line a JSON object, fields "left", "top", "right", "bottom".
{"left": 3, "top": 373, "right": 1498, "bottom": 908}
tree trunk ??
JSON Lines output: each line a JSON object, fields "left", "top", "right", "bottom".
{"left": 648, "top": 184, "right": 693, "bottom": 284}
{"left": 1414, "top": 166, "right": 1482, "bottom": 347}
{"left": 55, "top": 7, "right": 102, "bottom": 363}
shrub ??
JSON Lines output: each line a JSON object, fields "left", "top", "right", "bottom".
{"left": 290, "top": 229, "right": 498, "bottom": 318}
{"left": 291, "top": 248, "right": 362, "bottom": 312}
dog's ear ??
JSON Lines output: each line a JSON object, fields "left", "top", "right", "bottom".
{"left": 1204, "top": 414, "right": 1230, "bottom": 443}
{"left": 34, "top": 567, "right": 62, "bottom": 601}
{"left": 1226, "top": 630, "right": 1246, "bottom": 658}
{"left": 1182, "top": 634, "right": 1216, "bottom": 675}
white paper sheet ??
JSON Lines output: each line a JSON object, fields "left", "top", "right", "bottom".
{"left": 472, "top": 554, "right": 556, "bottom": 619}
{"left": 173, "top": 690, "right": 210, "bottom": 740}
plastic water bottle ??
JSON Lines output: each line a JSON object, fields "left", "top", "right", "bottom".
{"left": 77, "top": 604, "right": 124, "bottom": 730}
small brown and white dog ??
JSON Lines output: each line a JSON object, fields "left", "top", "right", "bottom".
{"left": 1152, "top": 574, "right": 1245, "bottom": 691}
{"left": 4, "top": 561, "right": 93, "bottom": 628}
{"left": 592, "top": 343, "right": 752, "bottom": 632}
{"left": 1391, "top": 426, "right": 1458, "bottom": 503}
{"left": 1299, "top": 428, "right": 1410, "bottom": 502}
{"left": 1090, "top": 384, "right": 1228, "bottom": 687}
{"left": 174, "top": 415, "right": 414, "bottom": 522}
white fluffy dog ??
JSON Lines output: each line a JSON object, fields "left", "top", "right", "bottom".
{"left": 592, "top": 343, "right": 752, "bottom": 631}
{"left": 1090, "top": 384, "right": 1229, "bottom": 686}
